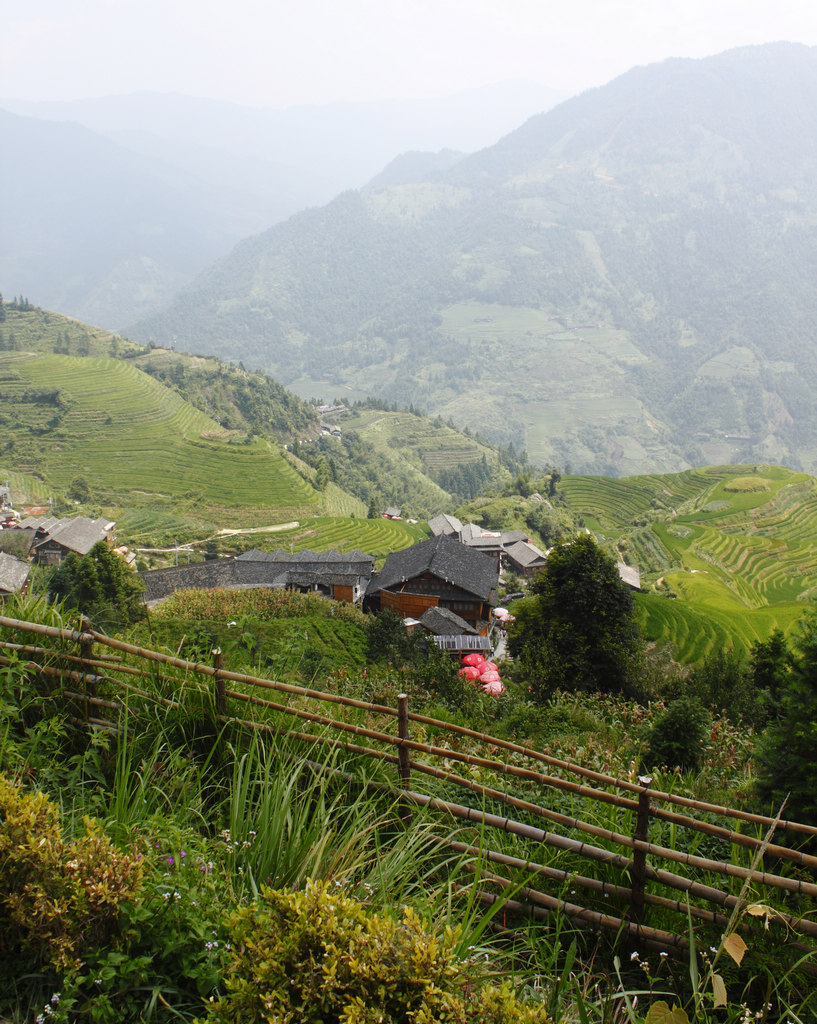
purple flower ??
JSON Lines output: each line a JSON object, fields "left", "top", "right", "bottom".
{"left": 165, "top": 856, "right": 175, "bottom": 866}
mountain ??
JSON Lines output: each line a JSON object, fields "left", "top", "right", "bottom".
{"left": 131, "top": 43, "right": 817, "bottom": 477}
{"left": 0, "top": 107, "right": 281, "bottom": 329}
{"left": 0, "top": 83, "right": 567, "bottom": 328}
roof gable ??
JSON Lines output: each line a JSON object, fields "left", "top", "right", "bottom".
{"left": 373, "top": 535, "right": 497, "bottom": 601}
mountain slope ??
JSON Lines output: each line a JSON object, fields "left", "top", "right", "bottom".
{"left": 132, "top": 43, "right": 817, "bottom": 476}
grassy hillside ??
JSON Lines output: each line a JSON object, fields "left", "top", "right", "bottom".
{"left": 302, "top": 404, "right": 515, "bottom": 516}
{"left": 0, "top": 350, "right": 320, "bottom": 526}
{"left": 559, "top": 464, "right": 817, "bottom": 662}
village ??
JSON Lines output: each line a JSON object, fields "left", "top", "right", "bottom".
{"left": 0, "top": 487, "right": 647, "bottom": 699}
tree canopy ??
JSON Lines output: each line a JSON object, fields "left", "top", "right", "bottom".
{"left": 48, "top": 541, "right": 145, "bottom": 630}
{"left": 508, "top": 535, "right": 644, "bottom": 699}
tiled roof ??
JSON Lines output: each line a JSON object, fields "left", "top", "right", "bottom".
{"left": 141, "top": 551, "right": 374, "bottom": 603}
{"left": 0, "top": 552, "right": 30, "bottom": 594}
{"left": 419, "top": 606, "right": 477, "bottom": 636}
{"left": 504, "top": 540, "right": 547, "bottom": 568}
{"left": 370, "top": 535, "right": 497, "bottom": 601}
{"left": 33, "top": 516, "right": 115, "bottom": 556}
{"left": 428, "top": 513, "right": 463, "bottom": 537}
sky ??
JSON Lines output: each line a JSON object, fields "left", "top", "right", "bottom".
{"left": 2, "top": 0, "right": 817, "bottom": 109}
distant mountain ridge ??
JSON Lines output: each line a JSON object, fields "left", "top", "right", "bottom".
{"left": 131, "top": 42, "right": 817, "bottom": 477}
{"left": 0, "top": 82, "right": 566, "bottom": 328}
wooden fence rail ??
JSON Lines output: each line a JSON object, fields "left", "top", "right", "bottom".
{"left": 1, "top": 613, "right": 816, "bottom": 959}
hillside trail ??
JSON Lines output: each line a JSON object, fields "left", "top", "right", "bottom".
{"left": 215, "top": 521, "right": 299, "bottom": 537}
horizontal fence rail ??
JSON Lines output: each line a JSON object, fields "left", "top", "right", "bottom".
{"left": 2, "top": 613, "right": 816, "bottom": 960}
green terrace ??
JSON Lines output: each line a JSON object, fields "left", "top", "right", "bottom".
{"left": 0, "top": 353, "right": 319, "bottom": 521}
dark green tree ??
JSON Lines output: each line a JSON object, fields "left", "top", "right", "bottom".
{"left": 508, "top": 535, "right": 644, "bottom": 699}
{"left": 48, "top": 542, "right": 145, "bottom": 630}
{"left": 645, "top": 696, "right": 711, "bottom": 772}
{"left": 754, "top": 620, "right": 817, "bottom": 825}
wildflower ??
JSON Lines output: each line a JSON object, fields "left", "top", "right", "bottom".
{"left": 166, "top": 855, "right": 175, "bottom": 866}
{"left": 50, "top": 994, "right": 61, "bottom": 1005}
{"left": 180, "top": 849, "right": 186, "bottom": 859}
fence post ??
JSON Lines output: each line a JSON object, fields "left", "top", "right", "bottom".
{"left": 79, "top": 615, "right": 93, "bottom": 723}
{"left": 212, "top": 648, "right": 226, "bottom": 718}
{"left": 630, "top": 774, "right": 652, "bottom": 937}
{"left": 397, "top": 693, "right": 411, "bottom": 823}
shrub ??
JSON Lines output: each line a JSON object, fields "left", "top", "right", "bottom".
{"left": 200, "top": 879, "right": 548, "bottom": 1024}
{"left": 0, "top": 774, "right": 144, "bottom": 973}
{"left": 645, "top": 697, "right": 711, "bottom": 772}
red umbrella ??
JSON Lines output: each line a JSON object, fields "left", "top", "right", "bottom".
{"left": 482, "top": 679, "right": 505, "bottom": 696}
{"left": 479, "top": 669, "right": 501, "bottom": 684}
{"left": 461, "top": 653, "right": 485, "bottom": 668}
{"left": 479, "top": 661, "right": 498, "bottom": 673}
{"left": 458, "top": 666, "right": 481, "bottom": 681}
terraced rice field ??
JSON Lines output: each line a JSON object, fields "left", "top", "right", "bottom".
{"left": 0, "top": 354, "right": 319, "bottom": 521}
{"left": 239, "top": 516, "right": 428, "bottom": 563}
{"left": 561, "top": 465, "right": 817, "bottom": 662}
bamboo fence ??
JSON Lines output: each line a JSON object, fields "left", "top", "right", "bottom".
{"left": 1, "top": 613, "right": 816, "bottom": 960}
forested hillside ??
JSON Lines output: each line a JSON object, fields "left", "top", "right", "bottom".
{"left": 132, "top": 43, "right": 817, "bottom": 476}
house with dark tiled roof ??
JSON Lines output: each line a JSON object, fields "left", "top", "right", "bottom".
{"left": 0, "top": 552, "right": 30, "bottom": 599}
{"left": 32, "top": 516, "right": 116, "bottom": 566}
{"left": 503, "top": 539, "right": 547, "bottom": 576}
{"left": 364, "top": 535, "right": 497, "bottom": 635}
{"left": 427, "top": 513, "right": 463, "bottom": 538}
{"left": 141, "top": 549, "right": 374, "bottom": 606}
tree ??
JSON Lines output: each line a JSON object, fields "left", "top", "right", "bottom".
{"left": 508, "top": 535, "right": 644, "bottom": 699}
{"left": 48, "top": 542, "right": 145, "bottom": 630}
{"left": 754, "top": 619, "right": 817, "bottom": 825}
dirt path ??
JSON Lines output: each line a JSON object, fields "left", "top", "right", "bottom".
{"left": 215, "top": 521, "right": 299, "bottom": 537}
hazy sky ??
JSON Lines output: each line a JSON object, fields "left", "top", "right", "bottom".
{"left": 2, "top": 0, "right": 817, "bottom": 108}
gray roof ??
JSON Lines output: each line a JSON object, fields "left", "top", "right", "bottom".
{"left": 504, "top": 539, "right": 547, "bottom": 569}
{"left": 500, "top": 530, "right": 530, "bottom": 546}
{"left": 237, "top": 547, "right": 373, "bottom": 570}
{"left": 18, "top": 515, "right": 59, "bottom": 532}
{"left": 428, "top": 513, "right": 463, "bottom": 537}
{"left": 370, "top": 535, "right": 498, "bottom": 602}
{"left": 0, "top": 552, "right": 31, "bottom": 594}
{"left": 33, "top": 516, "right": 115, "bottom": 556}
{"left": 419, "top": 605, "right": 478, "bottom": 636}
{"left": 141, "top": 550, "right": 374, "bottom": 603}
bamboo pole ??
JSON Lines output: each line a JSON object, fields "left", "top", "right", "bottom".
{"left": 630, "top": 776, "right": 652, "bottom": 935}
{"left": 446, "top": 841, "right": 732, "bottom": 931}
{"left": 397, "top": 693, "right": 411, "bottom": 824}
{"left": 5, "top": 614, "right": 817, "bottom": 840}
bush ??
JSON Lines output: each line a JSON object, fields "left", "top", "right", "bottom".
{"left": 201, "top": 879, "right": 548, "bottom": 1024}
{"left": 0, "top": 774, "right": 144, "bottom": 974}
{"left": 645, "top": 696, "right": 711, "bottom": 772}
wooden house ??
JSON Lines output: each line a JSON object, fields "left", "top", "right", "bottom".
{"left": 364, "top": 535, "right": 497, "bottom": 634}
{"left": 141, "top": 549, "right": 374, "bottom": 606}
{"left": 32, "top": 516, "right": 116, "bottom": 566}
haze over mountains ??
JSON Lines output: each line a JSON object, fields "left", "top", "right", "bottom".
{"left": 130, "top": 42, "right": 817, "bottom": 476}
{"left": 0, "top": 82, "right": 566, "bottom": 328}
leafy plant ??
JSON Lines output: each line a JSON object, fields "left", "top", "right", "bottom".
{"left": 199, "top": 878, "right": 548, "bottom": 1023}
